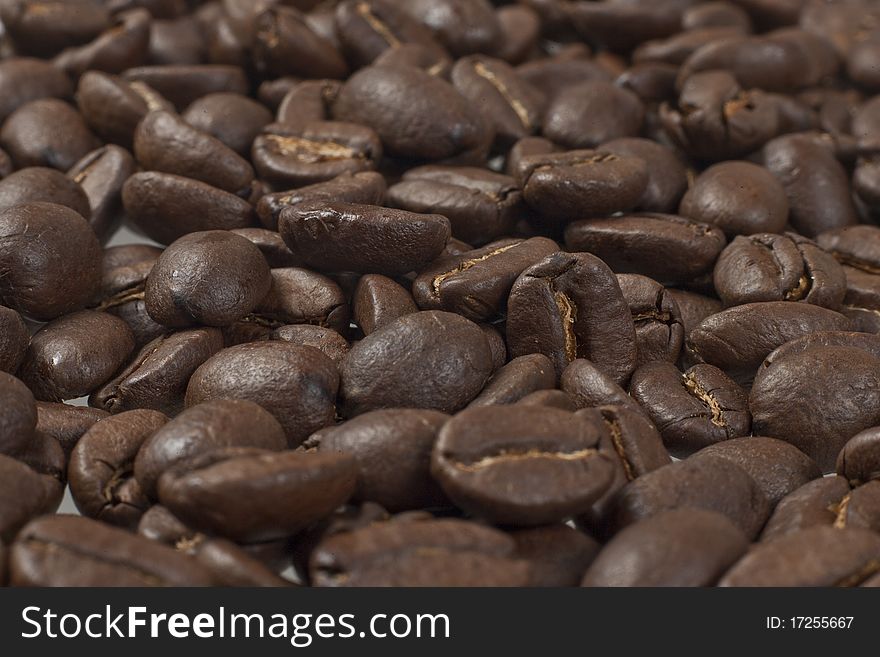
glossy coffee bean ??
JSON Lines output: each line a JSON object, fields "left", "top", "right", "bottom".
{"left": 340, "top": 310, "right": 493, "bottom": 417}
{"left": 544, "top": 80, "right": 644, "bottom": 149}
{"left": 600, "top": 137, "right": 687, "bottom": 213}
{"left": 186, "top": 342, "right": 339, "bottom": 447}
{"left": 353, "top": 274, "right": 416, "bottom": 336}
{"left": 229, "top": 228, "right": 299, "bottom": 269}
{"left": 0, "top": 306, "right": 28, "bottom": 374}
{"left": 617, "top": 274, "right": 684, "bottom": 367}
{"left": 69, "top": 409, "right": 168, "bottom": 527}
{"left": 183, "top": 92, "right": 273, "bottom": 157}
{"left": 252, "top": 6, "right": 348, "bottom": 80}
{"left": 431, "top": 405, "right": 615, "bottom": 526}
{"left": 507, "top": 251, "right": 637, "bottom": 382}
{"left": 272, "top": 325, "right": 350, "bottom": 366}
{"left": 247, "top": 267, "right": 349, "bottom": 333}
{"left": 837, "top": 427, "right": 880, "bottom": 486}
{"left": 0, "top": 166, "right": 90, "bottom": 218}
{"left": 467, "top": 354, "right": 556, "bottom": 408}
{"left": 559, "top": 359, "right": 641, "bottom": 412}
{"left": 67, "top": 145, "right": 138, "bottom": 242}
{"left": 760, "top": 476, "right": 851, "bottom": 542}
{"left": 35, "top": 401, "right": 107, "bottom": 457}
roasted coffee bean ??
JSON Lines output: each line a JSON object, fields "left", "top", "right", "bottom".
{"left": 272, "top": 325, "right": 350, "bottom": 365}
{"left": 252, "top": 121, "right": 381, "bottom": 189}
{"left": 401, "top": 0, "right": 500, "bottom": 56}
{"left": 0, "top": 98, "right": 100, "bottom": 171}
{"left": 353, "top": 274, "right": 416, "bottom": 335}
{"left": 508, "top": 524, "right": 599, "bottom": 588}
{"left": 493, "top": 5, "right": 540, "bottom": 65}
{"left": 760, "top": 476, "right": 852, "bottom": 542}
{"left": 315, "top": 408, "right": 449, "bottom": 511}
{"left": 566, "top": 2, "right": 681, "bottom": 53}
{"left": 252, "top": 6, "right": 348, "bottom": 80}
{"left": 158, "top": 448, "right": 357, "bottom": 542}
{"left": 186, "top": 342, "right": 338, "bottom": 447}
{"left": 629, "top": 362, "right": 750, "bottom": 457}
{"left": 413, "top": 237, "right": 558, "bottom": 322}
{"left": 1, "top": 1, "right": 111, "bottom": 57}
{"left": 134, "top": 398, "right": 287, "bottom": 499}
{"left": 35, "top": 402, "right": 108, "bottom": 456}
{"left": 666, "top": 289, "right": 723, "bottom": 337}
{"left": 688, "top": 301, "right": 851, "bottom": 383}
{"left": 256, "top": 171, "right": 385, "bottom": 232}
{"left": 713, "top": 233, "right": 847, "bottom": 309}
{"left": 582, "top": 509, "right": 748, "bottom": 587}
{"left": 0, "top": 306, "right": 28, "bottom": 374}
{"left": 275, "top": 79, "right": 340, "bottom": 130}
{"left": 134, "top": 110, "right": 255, "bottom": 196}
{"left": 507, "top": 251, "right": 637, "bottom": 382}
{"left": 340, "top": 310, "right": 493, "bottom": 416}
{"left": 615, "top": 62, "right": 679, "bottom": 103}
{"left": 600, "top": 137, "right": 687, "bottom": 213}
{"left": 0, "top": 453, "right": 50, "bottom": 543}
{"left": 246, "top": 267, "right": 349, "bottom": 332}
{"left": 679, "top": 161, "right": 789, "bottom": 237}
{"left": 515, "top": 150, "right": 649, "bottom": 221}
{"left": 122, "top": 172, "right": 257, "bottom": 245}
{"left": 0, "top": 166, "right": 90, "bottom": 218}
{"left": 386, "top": 166, "right": 525, "bottom": 246}
{"left": 182, "top": 536, "right": 292, "bottom": 587}
{"left": 310, "top": 517, "right": 531, "bottom": 587}
{"left": 431, "top": 405, "right": 614, "bottom": 526}
{"left": 229, "top": 228, "right": 299, "bottom": 269}
{"left": 0, "top": 202, "right": 102, "bottom": 321}
{"left": 183, "top": 92, "right": 272, "bottom": 157}
{"left": 67, "top": 145, "right": 137, "bottom": 242}
{"left": 0, "top": 372, "right": 37, "bottom": 457}
{"left": 751, "top": 344, "right": 880, "bottom": 473}
{"left": 91, "top": 328, "right": 224, "bottom": 416}
{"left": 144, "top": 231, "right": 271, "bottom": 327}
{"left": 373, "top": 43, "right": 452, "bottom": 77}
{"left": 634, "top": 27, "right": 747, "bottom": 67}
{"left": 564, "top": 214, "right": 727, "bottom": 286}
{"left": 69, "top": 410, "right": 167, "bottom": 527}
{"left": 451, "top": 55, "right": 545, "bottom": 144}
{"left": 719, "top": 526, "right": 880, "bottom": 587}
{"left": 122, "top": 64, "right": 249, "bottom": 110}
{"left": 332, "top": 64, "right": 493, "bottom": 162}
{"left": 468, "top": 354, "right": 556, "bottom": 408}
{"left": 837, "top": 427, "right": 880, "bottom": 486}
{"left": 693, "top": 437, "right": 821, "bottom": 508}
{"left": 608, "top": 454, "right": 770, "bottom": 539}
{"left": 279, "top": 202, "right": 450, "bottom": 276}
{"left": 833, "top": 480, "right": 880, "bottom": 533}
{"left": 762, "top": 133, "right": 858, "bottom": 236}
{"left": 9, "top": 515, "right": 215, "bottom": 586}
{"left": 18, "top": 310, "right": 135, "bottom": 402}
{"left": 515, "top": 389, "right": 578, "bottom": 411}
{"left": 617, "top": 274, "right": 684, "bottom": 367}
{"left": 544, "top": 80, "right": 644, "bottom": 149}
{"left": 0, "top": 57, "right": 73, "bottom": 124}
{"left": 53, "top": 8, "right": 151, "bottom": 77}
{"left": 559, "top": 359, "right": 641, "bottom": 412}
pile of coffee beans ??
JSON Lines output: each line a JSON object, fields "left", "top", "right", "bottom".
{"left": 2, "top": 0, "right": 880, "bottom": 588}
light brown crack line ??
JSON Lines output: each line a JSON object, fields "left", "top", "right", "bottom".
{"left": 604, "top": 417, "right": 635, "bottom": 481}
{"left": 683, "top": 373, "right": 726, "bottom": 427}
{"left": 263, "top": 134, "right": 360, "bottom": 163}
{"left": 784, "top": 275, "right": 811, "bottom": 301}
{"left": 431, "top": 243, "right": 521, "bottom": 297}
{"left": 357, "top": 2, "right": 400, "bottom": 47}
{"left": 130, "top": 82, "right": 167, "bottom": 112}
{"left": 832, "top": 492, "right": 852, "bottom": 529}
{"left": 451, "top": 447, "right": 598, "bottom": 472}
{"left": 473, "top": 62, "right": 533, "bottom": 131}
{"left": 834, "top": 559, "right": 880, "bottom": 588}
{"left": 95, "top": 287, "right": 145, "bottom": 312}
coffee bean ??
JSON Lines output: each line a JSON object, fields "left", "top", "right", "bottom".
{"left": 0, "top": 372, "right": 37, "bottom": 457}
{"left": 340, "top": 310, "right": 493, "bottom": 416}
{"left": 837, "top": 426, "right": 880, "bottom": 486}
{"left": 275, "top": 79, "right": 341, "bottom": 131}
{"left": 353, "top": 274, "right": 417, "bottom": 335}
{"left": 35, "top": 401, "right": 108, "bottom": 457}
{"left": 122, "top": 64, "right": 249, "bottom": 110}
{"left": 468, "top": 354, "right": 556, "bottom": 407}
{"left": 248, "top": 267, "right": 349, "bottom": 332}
{"left": 617, "top": 273, "right": 685, "bottom": 367}
{"left": 0, "top": 166, "right": 91, "bottom": 218}
{"left": 373, "top": 43, "right": 452, "bottom": 77}
{"left": 582, "top": 509, "right": 748, "bottom": 587}
{"left": 0, "top": 453, "right": 49, "bottom": 543}
{"left": 0, "top": 57, "right": 73, "bottom": 124}
{"left": 544, "top": 80, "right": 644, "bottom": 149}
{"left": 53, "top": 8, "right": 151, "bottom": 77}
{"left": 1, "top": 0, "right": 110, "bottom": 57}
{"left": 0, "top": 306, "right": 28, "bottom": 374}
{"left": 559, "top": 359, "right": 640, "bottom": 412}
{"left": 67, "top": 145, "right": 138, "bottom": 242}
{"left": 516, "top": 389, "right": 578, "bottom": 411}
{"left": 9, "top": 515, "right": 215, "bottom": 586}
{"left": 431, "top": 405, "right": 614, "bottom": 526}
{"left": 186, "top": 342, "right": 339, "bottom": 447}
{"left": 510, "top": 524, "right": 599, "bottom": 587}
{"left": 760, "top": 475, "right": 851, "bottom": 542}
{"left": 402, "top": 0, "right": 501, "bottom": 56}
{"left": 134, "top": 398, "right": 288, "bottom": 499}
{"left": 272, "top": 325, "right": 350, "bottom": 365}
{"left": 181, "top": 536, "right": 293, "bottom": 588}
{"left": 252, "top": 6, "right": 348, "bottom": 80}
{"left": 507, "top": 251, "right": 637, "bottom": 382}
{"left": 183, "top": 92, "right": 272, "bottom": 157}
{"left": 600, "top": 137, "right": 687, "bottom": 213}
{"left": 158, "top": 448, "right": 357, "bottom": 542}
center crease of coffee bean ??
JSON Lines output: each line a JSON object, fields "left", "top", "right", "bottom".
{"left": 603, "top": 415, "right": 635, "bottom": 481}
{"left": 473, "top": 62, "right": 534, "bottom": 131}
{"left": 431, "top": 242, "right": 521, "bottom": 296}
{"left": 356, "top": 2, "right": 400, "bottom": 48}
{"left": 263, "top": 134, "right": 360, "bottom": 163}
{"left": 450, "top": 447, "right": 598, "bottom": 472}
{"left": 682, "top": 373, "right": 726, "bottom": 427}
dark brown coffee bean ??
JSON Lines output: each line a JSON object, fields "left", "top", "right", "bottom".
{"left": 144, "top": 230, "right": 271, "bottom": 327}
{"left": 509, "top": 524, "right": 598, "bottom": 587}
{"left": 158, "top": 448, "right": 357, "bottom": 542}
{"left": 91, "top": 328, "right": 224, "bottom": 416}
{"left": 432, "top": 405, "right": 615, "bottom": 526}
{"left": 0, "top": 166, "right": 91, "bottom": 218}
{"left": 515, "top": 389, "right": 578, "bottom": 411}
{"left": 279, "top": 202, "right": 450, "bottom": 276}
{"left": 310, "top": 517, "right": 531, "bottom": 587}
{"left": 544, "top": 80, "right": 644, "bottom": 149}
{"left": 720, "top": 525, "right": 880, "bottom": 587}
{"left": 315, "top": 408, "right": 449, "bottom": 511}
{"left": 186, "top": 342, "right": 338, "bottom": 447}
{"left": 582, "top": 509, "right": 748, "bottom": 587}
{"left": 468, "top": 354, "right": 556, "bottom": 407}
{"left": 272, "top": 325, "right": 350, "bottom": 365}
{"left": 275, "top": 79, "right": 340, "bottom": 130}
{"left": 372, "top": 43, "right": 452, "bottom": 77}
{"left": 353, "top": 274, "right": 416, "bottom": 335}
{"left": 617, "top": 274, "right": 684, "bottom": 367}
{"left": 560, "top": 359, "right": 641, "bottom": 412}
{"left": 182, "top": 92, "right": 272, "bottom": 157}
{"left": 713, "top": 233, "right": 847, "bottom": 309}
{"left": 67, "top": 146, "right": 136, "bottom": 242}
{"left": 0, "top": 372, "right": 37, "bottom": 457}
{"left": 401, "top": 0, "right": 501, "bottom": 56}
{"left": 257, "top": 171, "right": 386, "bottom": 232}
{"left": 515, "top": 150, "right": 649, "bottom": 221}
{"left": 564, "top": 213, "right": 727, "bottom": 286}
{"left": 507, "top": 251, "right": 638, "bottom": 382}
{"left": 760, "top": 475, "right": 851, "bottom": 542}
{"left": 332, "top": 64, "right": 493, "bottom": 162}
{"left": 387, "top": 166, "right": 525, "bottom": 246}
{"left": 0, "top": 57, "right": 73, "bottom": 124}
{"left": 615, "top": 61, "right": 679, "bottom": 103}
{"left": 10, "top": 514, "right": 215, "bottom": 586}
{"left": 600, "top": 137, "right": 687, "bottom": 213}
{"left": 566, "top": 2, "right": 681, "bottom": 53}
{"left": 666, "top": 289, "right": 723, "bottom": 337}
{"left": 229, "top": 228, "right": 299, "bottom": 269}
{"left": 35, "top": 401, "right": 108, "bottom": 456}
{"left": 181, "top": 536, "right": 292, "bottom": 587}
{"left": 493, "top": 5, "right": 540, "bottom": 65}
{"left": 0, "top": 306, "right": 28, "bottom": 374}
{"left": 122, "top": 64, "right": 249, "bottom": 110}
{"left": 246, "top": 267, "right": 349, "bottom": 333}
{"left": 634, "top": 26, "right": 747, "bottom": 67}
{"left": 413, "top": 237, "right": 559, "bottom": 322}
{"left": 18, "top": 310, "right": 135, "bottom": 402}
{"left": 751, "top": 344, "right": 880, "bottom": 473}
{"left": 608, "top": 454, "right": 770, "bottom": 539}
{"left": 134, "top": 398, "right": 287, "bottom": 499}
{"left": 69, "top": 409, "right": 168, "bottom": 527}
{"left": 679, "top": 161, "right": 789, "bottom": 237}
{"left": 0, "top": 453, "right": 51, "bottom": 543}
{"left": 837, "top": 426, "right": 880, "bottom": 486}
{"left": 0, "top": 202, "right": 102, "bottom": 321}
{"left": 53, "top": 8, "right": 151, "bottom": 77}
{"left": 252, "top": 6, "right": 348, "bottom": 80}
{"left": 340, "top": 310, "right": 493, "bottom": 416}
